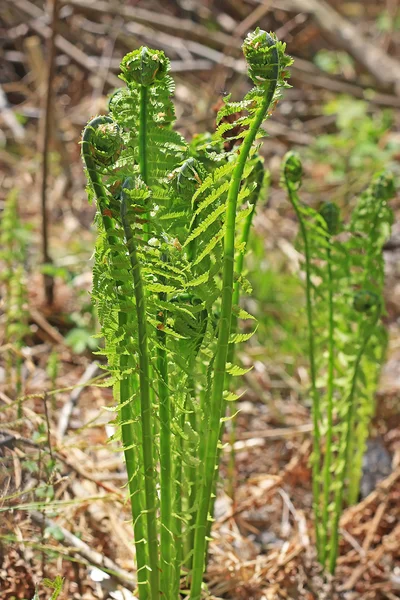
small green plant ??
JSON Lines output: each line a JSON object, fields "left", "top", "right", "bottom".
{"left": 307, "top": 96, "right": 399, "bottom": 197}
{"left": 82, "top": 30, "right": 291, "bottom": 599}
{"left": 282, "top": 153, "right": 394, "bottom": 573}
{"left": 31, "top": 575, "right": 64, "bottom": 600}
{"left": 0, "top": 189, "right": 30, "bottom": 417}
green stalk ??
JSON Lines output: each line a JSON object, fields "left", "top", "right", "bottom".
{"left": 157, "top": 266, "right": 173, "bottom": 598}
{"left": 328, "top": 309, "right": 380, "bottom": 574}
{"left": 320, "top": 244, "right": 335, "bottom": 565}
{"left": 283, "top": 171, "right": 322, "bottom": 558}
{"left": 138, "top": 82, "right": 173, "bottom": 596}
{"left": 139, "top": 85, "right": 150, "bottom": 240}
{"left": 185, "top": 370, "right": 198, "bottom": 572}
{"left": 119, "top": 312, "right": 148, "bottom": 600}
{"left": 121, "top": 191, "right": 160, "bottom": 599}
{"left": 190, "top": 82, "right": 278, "bottom": 600}
{"left": 226, "top": 159, "right": 264, "bottom": 498}
{"left": 185, "top": 243, "right": 200, "bottom": 572}
{"left": 82, "top": 118, "right": 149, "bottom": 597}
{"left": 173, "top": 407, "right": 185, "bottom": 598}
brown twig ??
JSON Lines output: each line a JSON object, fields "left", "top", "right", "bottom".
{"left": 40, "top": 0, "right": 59, "bottom": 305}
{"left": 57, "top": 361, "right": 101, "bottom": 439}
{"left": 29, "top": 511, "right": 136, "bottom": 590}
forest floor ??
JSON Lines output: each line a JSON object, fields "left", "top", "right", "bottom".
{"left": 1, "top": 1, "right": 400, "bottom": 599}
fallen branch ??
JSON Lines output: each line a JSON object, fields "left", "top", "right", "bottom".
{"left": 57, "top": 361, "right": 101, "bottom": 438}
{"left": 30, "top": 511, "right": 136, "bottom": 590}
{"left": 8, "top": 0, "right": 121, "bottom": 88}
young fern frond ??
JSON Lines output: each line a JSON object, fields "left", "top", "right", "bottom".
{"left": 189, "top": 31, "right": 292, "bottom": 600}
{"left": 121, "top": 179, "right": 160, "bottom": 598}
{"left": 281, "top": 154, "right": 394, "bottom": 573}
{"left": 281, "top": 153, "right": 324, "bottom": 557}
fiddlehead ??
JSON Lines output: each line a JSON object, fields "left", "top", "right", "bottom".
{"left": 81, "top": 115, "right": 122, "bottom": 220}
{"left": 120, "top": 46, "right": 169, "bottom": 87}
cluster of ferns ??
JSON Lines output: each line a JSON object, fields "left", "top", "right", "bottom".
{"left": 82, "top": 29, "right": 291, "bottom": 600}
{"left": 82, "top": 26, "right": 393, "bottom": 598}
{"left": 282, "top": 155, "right": 394, "bottom": 572}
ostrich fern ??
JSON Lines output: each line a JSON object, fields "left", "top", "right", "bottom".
{"left": 282, "top": 153, "right": 394, "bottom": 573}
{"left": 82, "top": 30, "right": 292, "bottom": 599}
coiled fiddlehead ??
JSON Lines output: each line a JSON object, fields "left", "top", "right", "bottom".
{"left": 81, "top": 116, "right": 122, "bottom": 218}
{"left": 120, "top": 46, "right": 169, "bottom": 87}
{"left": 242, "top": 29, "right": 279, "bottom": 86}
{"left": 319, "top": 201, "right": 340, "bottom": 236}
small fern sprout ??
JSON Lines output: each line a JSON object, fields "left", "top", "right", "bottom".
{"left": 282, "top": 151, "right": 303, "bottom": 190}
{"left": 353, "top": 290, "right": 381, "bottom": 313}
{"left": 281, "top": 151, "right": 323, "bottom": 557}
{"left": 371, "top": 170, "right": 396, "bottom": 201}
{"left": 319, "top": 201, "right": 340, "bottom": 236}
{"left": 83, "top": 116, "right": 122, "bottom": 168}
{"left": 120, "top": 46, "right": 169, "bottom": 87}
{"left": 283, "top": 146, "right": 395, "bottom": 573}
{"left": 169, "top": 157, "right": 207, "bottom": 201}
{"left": 318, "top": 199, "right": 340, "bottom": 564}
{"left": 242, "top": 28, "right": 292, "bottom": 89}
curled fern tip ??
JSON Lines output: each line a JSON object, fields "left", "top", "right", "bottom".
{"left": 319, "top": 201, "right": 340, "bottom": 236}
{"left": 82, "top": 116, "right": 122, "bottom": 167}
{"left": 353, "top": 290, "right": 380, "bottom": 313}
{"left": 120, "top": 46, "right": 169, "bottom": 87}
{"left": 282, "top": 151, "right": 303, "bottom": 189}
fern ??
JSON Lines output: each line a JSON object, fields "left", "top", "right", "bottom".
{"left": 281, "top": 155, "right": 394, "bottom": 573}
{"left": 82, "top": 30, "right": 291, "bottom": 600}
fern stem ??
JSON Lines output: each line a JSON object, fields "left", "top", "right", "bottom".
{"left": 139, "top": 85, "right": 150, "bottom": 239}
{"left": 119, "top": 312, "right": 149, "bottom": 600}
{"left": 328, "top": 309, "right": 380, "bottom": 574}
{"left": 185, "top": 371, "right": 197, "bottom": 571}
{"left": 173, "top": 407, "right": 185, "bottom": 598}
{"left": 226, "top": 159, "right": 264, "bottom": 498}
{"left": 320, "top": 244, "right": 335, "bottom": 565}
{"left": 283, "top": 175, "right": 322, "bottom": 558}
{"left": 157, "top": 262, "right": 174, "bottom": 599}
{"left": 121, "top": 193, "right": 160, "bottom": 600}
{"left": 190, "top": 82, "right": 277, "bottom": 600}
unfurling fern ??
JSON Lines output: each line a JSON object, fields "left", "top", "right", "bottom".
{"left": 282, "top": 154, "right": 394, "bottom": 573}
{"left": 82, "top": 29, "right": 291, "bottom": 600}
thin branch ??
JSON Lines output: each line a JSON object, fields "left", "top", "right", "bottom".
{"left": 40, "top": 0, "right": 59, "bottom": 305}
